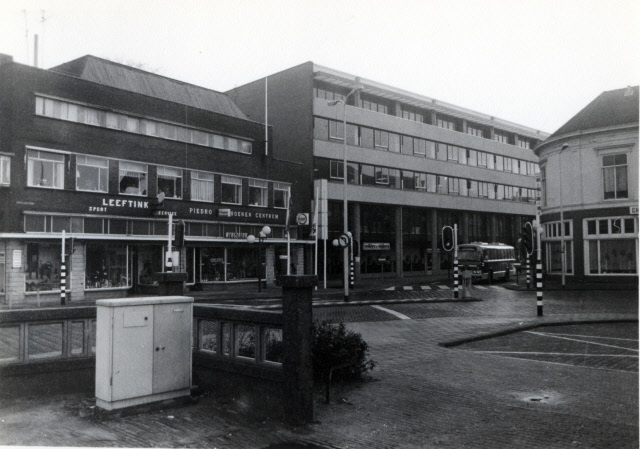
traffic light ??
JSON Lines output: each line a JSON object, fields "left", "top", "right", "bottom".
{"left": 442, "top": 226, "right": 454, "bottom": 251}
{"left": 521, "top": 225, "right": 533, "bottom": 254}
{"left": 174, "top": 220, "right": 186, "bottom": 248}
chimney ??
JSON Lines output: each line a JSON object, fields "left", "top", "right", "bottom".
{"left": 0, "top": 54, "right": 14, "bottom": 66}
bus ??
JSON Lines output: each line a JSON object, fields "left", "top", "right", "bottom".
{"left": 457, "top": 242, "right": 516, "bottom": 283}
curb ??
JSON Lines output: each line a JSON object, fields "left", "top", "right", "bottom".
{"left": 439, "top": 317, "right": 639, "bottom": 348}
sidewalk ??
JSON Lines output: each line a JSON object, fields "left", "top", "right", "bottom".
{"left": 0, "top": 287, "right": 637, "bottom": 448}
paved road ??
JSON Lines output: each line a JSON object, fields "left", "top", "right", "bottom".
{"left": 0, "top": 285, "right": 637, "bottom": 448}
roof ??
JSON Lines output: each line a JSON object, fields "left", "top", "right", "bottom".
{"left": 51, "top": 55, "right": 248, "bottom": 119}
{"left": 546, "top": 86, "right": 639, "bottom": 140}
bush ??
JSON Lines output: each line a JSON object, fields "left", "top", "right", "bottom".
{"left": 311, "top": 321, "right": 376, "bottom": 382}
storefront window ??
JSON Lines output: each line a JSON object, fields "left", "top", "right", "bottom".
{"left": 200, "top": 248, "right": 225, "bottom": 282}
{"left": 545, "top": 241, "right": 573, "bottom": 274}
{"left": 226, "top": 248, "right": 259, "bottom": 281}
{"left": 85, "top": 244, "right": 130, "bottom": 289}
{"left": 25, "top": 243, "right": 66, "bottom": 292}
{"left": 138, "top": 246, "right": 162, "bottom": 285}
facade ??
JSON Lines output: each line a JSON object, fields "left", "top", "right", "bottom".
{"left": 0, "top": 55, "right": 307, "bottom": 307}
{"left": 534, "top": 86, "right": 639, "bottom": 283}
{"left": 227, "top": 62, "right": 549, "bottom": 280}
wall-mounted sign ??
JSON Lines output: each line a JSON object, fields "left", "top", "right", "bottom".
{"left": 13, "top": 250, "right": 22, "bottom": 268}
{"left": 219, "top": 209, "right": 231, "bottom": 217}
{"left": 630, "top": 206, "right": 639, "bottom": 214}
{"left": 363, "top": 242, "right": 391, "bottom": 251}
{"left": 225, "top": 232, "right": 248, "bottom": 239}
{"left": 296, "top": 213, "right": 309, "bottom": 225}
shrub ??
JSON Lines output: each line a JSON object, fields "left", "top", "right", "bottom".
{"left": 311, "top": 321, "right": 376, "bottom": 382}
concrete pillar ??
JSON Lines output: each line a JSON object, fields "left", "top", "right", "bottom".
{"left": 431, "top": 111, "right": 437, "bottom": 126}
{"left": 431, "top": 209, "right": 439, "bottom": 273}
{"left": 265, "top": 246, "right": 276, "bottom": 285}
{"left": 461, "top": 119, "right": 468, "bottom": 134}
{"left": 278, "top": 275, "right": 317, "bottom": 425}
{"left": 296, "top": 246, "right": 304, "bottom": 275}
{"left": 462, "top": 212, "right": 470, "bottom": 244}
{"left": 353, "top": 203, "right": 361, "bottom": 281}
{"left": 489, "top": 126, "right": 495, "bottom": 140}
{"left": 394, "top": 100, "right": 403, "bottom": 117}
{"left": 70, "top": 242, "right": 85, "bottom": 302}
{"left": 395, "top": 206, "right": 403, "bottom": 278}
{"left": 490, "top": 214, "right": 497, "bottom": 243}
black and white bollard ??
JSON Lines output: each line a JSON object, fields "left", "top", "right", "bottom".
{"left": 453, "top": 258, "right": 459, "bottom": 299}
{"left": 536, "top": 262, "right": 543, "bottom": 316}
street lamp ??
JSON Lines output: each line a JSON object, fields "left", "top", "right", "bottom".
{"left": 247, "top": 225, "right": 271, "bottom": 292}
{"left": 328, "top": 84, "right": 363, "bottom": 302}
{"left": 558, "top": 143, "right": 569, "bottom": 288}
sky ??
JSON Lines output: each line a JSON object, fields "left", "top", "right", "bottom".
{"left": 1, "top": 0, "right": 638, "bottom": 134}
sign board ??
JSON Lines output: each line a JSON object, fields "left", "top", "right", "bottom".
{"left": 630, "top": 206, "right": 639, "bottom": 214}
{"left": 362, "top": 242, "right": 391, "bottom": 251}
{"left": 296, "top": 213, "right": 309, "bottom": 225}
{"left": 13, "top": 250, "right": 22, "bottom": 268}
{"left": 279, "top": 255, "right": 289, "bottom": 260}
{"left": 225, "top": 232, "right": 248, "bottom": 239}
{"left": 165, "top": 251, "right": 180, "bottom": 267}
{"left": 218, "top": 209, "right": 231, "bottom": 217}
{"left": 338, "top": 233, "right": 350, "bottom": 248}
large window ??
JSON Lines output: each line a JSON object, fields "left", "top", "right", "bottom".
{"left": 27, "top": 150, "right": 65, "bottom": 189}
{"left": 85, "top": 244, "right": 130, "bottom": 289}
{"left": 76, "top": 155, "right": 108, "bottom": 192}
{"left": 602, "top": 153, "right": 628, "bottom": 199}
{"left": 0, "top": 155, "right": 10, "bottom": 186}
{"left": 375, "top": 167, "right": 389, "bottom": 185}
{"left": 274, "top": 182, "right": 290, "bottom": 209}
{"left": 221, "top": 175, "right": 242, "bottom": 204}
{"left": 540, "top": 166, "right": 547, "bottom": 206}
{"left": 248, "top": 179, "right": 268, "bottom": 207}
{"left": 119, "top": 161, "right": 147, "bottom": 196}
{"left": 25, "top": 243, "right": 66, "bottom": 292}
{"left": 157, "top": 166, "right": 182, "bottom": 199}
{"left": 191, "top": 170, "right": 215, "bottom": 202}
{"left": 585, "top": 217, "right": 637, "bottom": 275}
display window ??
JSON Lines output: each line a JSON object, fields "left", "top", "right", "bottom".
{"left": 584, "top": 216, "right": 638, "bottom": 275}
{"left": 137, "top": 246, "right": 162, "bottom": 285}
{"left": 85, "top": 244, "right": 131, "bottom": 289}
{"left": 25, "top": 242, "right": 68, "bottom": 292}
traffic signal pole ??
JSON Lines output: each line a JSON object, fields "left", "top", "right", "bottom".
{"left": 453, "top": 224, "right": 459, "bottom": 299}
{"left": 535, "top": 221, "right": 543, "bottom": 316}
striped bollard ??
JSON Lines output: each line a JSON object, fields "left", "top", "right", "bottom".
{"left": 60, "top": 258, "right": 66, "bottom": 305}
{"left": 536, "top": 262, "right": 543, "bottom": 316}
{"left": 526, "top": 256, "right": 530, "bottom": 289}
{"left": 349, "top": 258, "right": 354, "bottom": 289}
{"left": 453, "top": 258, "right": 459, "bottom": 299}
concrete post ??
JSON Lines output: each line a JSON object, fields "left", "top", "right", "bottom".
{"left": 265, "top": 246, "right": 276, "bottom": 285}
{"left": 431, "top": 209, "right": 439, "bottom": 273}
{"left": 353, "top": 202, "right": 361, "bottom": 282}
{"left": 278, "top": 275, "right": 317, "bottom": 425}
{"left": 395, "top": 206, "right": 403, "bottom": 278}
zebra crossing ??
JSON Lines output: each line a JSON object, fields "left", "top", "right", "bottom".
{"left": 383, "top": 284, "right": 505, "bottom": 292}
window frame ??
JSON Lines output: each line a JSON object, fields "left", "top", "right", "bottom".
{"left": 221, "top": 175, "right": 243, "bottom": 205}
{"left": 602, "top": 153, "right": 628, "bottom": 200}
{"left": 0, "top": 155, "right": 10, "bottom": 186}
{"left": 190, "top": 170, "right": 215, "bottom": 203}
{"left": 27, "top": 149, "right": 66, "bottom": 190}
{"left": 118, "top": 161, "right": 148, "bottom": 197}
{"left": 248, "top": 178, "right": 268, "bottom": 207}
{"left": 76, "top": 155, "right": 109, "bottom": 193}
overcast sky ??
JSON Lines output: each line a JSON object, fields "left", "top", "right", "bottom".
{"left": 1, "top": 0, "right": 638, "bottom": 134}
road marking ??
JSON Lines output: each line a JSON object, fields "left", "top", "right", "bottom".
{"left": 371, "top": 305, "right": 411, "bottom": 320}
{"left": 403, "top": 286, "right": 413, "bottom": 291}
{"left": 489, "top": 286, "right": 503, "bottom": 289}
{"left": 539, "top": 332, "right": 638, "bottom": 342}
{"left": 474, "top": 286, "right": 487, "bottom": 290}
{"left": 475, "top": 351, "right": 638, "bottom": 357}
{"left": 420, "top": 285, "right": 431, "bottom": 290}
{"left": 438, "top": 285, "right": 450, "bottom": 290}
{"left": 525, "top": 331, "right": 639, "bottom": 352}
{"left": 385, "top": 287, "right": 396, "bottom": 291}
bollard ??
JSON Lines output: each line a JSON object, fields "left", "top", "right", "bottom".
{"left": 277, "top": 275, "right": 317, "bottom": 425}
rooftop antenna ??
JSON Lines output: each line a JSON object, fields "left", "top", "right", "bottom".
{"left": 22, "top": 9, "right": 29, "bottom": 65}
{"left": 40, "top": 10, "right": 47, "bottom": 68}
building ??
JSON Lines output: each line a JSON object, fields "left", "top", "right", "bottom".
{"left": 227, "top": 63, "right": 548, "bottom": 281}
{"left": 534, "top": 86, "right": 639, "bottom": 283}
{"left": 0, "top": 54, "right": 308, "bottom": 307}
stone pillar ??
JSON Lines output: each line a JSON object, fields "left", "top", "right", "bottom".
{"left": 353, "top": 203, "right": 361, "bottom": 282}
{"left": 395, "top": 206, "right": 403, "bottom": 278}
{"left": 277, "top": 275, "right": 317, "bottom": 425}
{"left": 490, "top": 214, "right": 497, "bottom": 243}
{"left": 295, "top": 246, "right": 305, "bottom": 275}
{"left": 265, "top": 246, "right": 276, "bottom": 285}
{"left": 462, "top": 212, "right": 470, "bottom": 244}
{"left": 70, "top": 241, "right": 85, "bottom": 302}
{"left": 431, "top": 209, "right": 439, "bottom": 274}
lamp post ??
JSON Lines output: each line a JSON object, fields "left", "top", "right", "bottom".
{"left": 558, "top": 143, "right": 569, "bottom": 287}
{"left": 247, "top": 225, "right": 271, "bottom": 292}
{"left": 328, "top": 84, "right": 363, "bottom": 302}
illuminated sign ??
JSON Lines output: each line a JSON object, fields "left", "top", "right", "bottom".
{"left": 362, "top": 243, "right": 391, "bottom": 251}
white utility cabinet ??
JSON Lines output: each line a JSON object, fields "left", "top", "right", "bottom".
{"left": 95, "top": 296, "right": 193, "bottom": 411}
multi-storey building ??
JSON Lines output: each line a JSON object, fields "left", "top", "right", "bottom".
{"left": 227, "top": 63, "right": 549, "bottom": 280}
{"left": 535, "top": 86, "right": 638, "bottom": 283}
{"left": 0, "top": 54, "right": 307, "bottom": 307}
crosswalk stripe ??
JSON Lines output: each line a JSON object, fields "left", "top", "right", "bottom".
{"left": 438, "top": 285, "right": 450, "bottom": 290}
{"left": 403, "top": 286, "right": 413, "bottom": 291}
{"left": 385, "top": 287, "right": 396, "bottom": 291}
{"left": 420, "top": 285, "right": 431, "bottom": 290}
{"left": 371, "top": 305, "right": 411, "bottom": 320}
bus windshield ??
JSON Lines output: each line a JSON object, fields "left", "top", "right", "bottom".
{"left": 458, "top": 250, "right": 482, "bottom": 262}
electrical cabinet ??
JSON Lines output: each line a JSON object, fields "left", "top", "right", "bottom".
{"left": 95, "top": 296, "right": 193, "bottom": 411}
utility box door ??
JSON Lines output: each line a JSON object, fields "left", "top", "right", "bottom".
{"left": 152, "top": 302, "right": 192, "bottom": 394}
{"left": 112, "top": 305, "right": 154, "bottom": 401}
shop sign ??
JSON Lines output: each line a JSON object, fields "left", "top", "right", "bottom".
{"left": 279, "top": 255, "right": 288, "bottom": 260}
{"left": 363, "top": 242, "right": 391, "bottom": 251}
{"left": 13, "top": 250, "right": 22, "bottom": 268}
{"left": 89, "top": 197, "right": 150, "bottom": 213}
{"left": 296, "top": 213, "right": 309, "bottom": 225}
{"left": 225, "top": 232, "right": 248, "bottom": 239}
{"left": 630, "top": 206, "right": 639, "bottom": 214}
{"left": 218, "top": 208, "right": 280, "bottom": 221}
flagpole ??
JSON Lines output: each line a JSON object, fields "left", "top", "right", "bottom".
{"left": 264, "top": 76, "right": 268, "bottom": 157}
{"left": 314, "top": 187, "right": 319, "bottom": 289}
{"left": 286, "top": 191, "right": 291, "bottom": 275}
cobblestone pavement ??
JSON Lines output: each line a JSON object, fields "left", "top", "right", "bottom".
{"left": 0, "top": 286, "right": 637, "bottom": 448}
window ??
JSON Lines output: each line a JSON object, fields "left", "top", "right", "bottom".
{"left": 221, "top": 175, "right": 242, "bottom": 204}
{"left": 414, "top": 139, "right": 426, "bottom": 157}
{"left": 118, "top": 161, "right": 147, "bottom": 196}
{"left": 157, "top": 166, "right": 182, "bottom": 199}
{"left": 477, "top": 152, "right": 487, "bottom": 167}
{"left": 375, "top": 167, "right": 389, "bottom": 185}
{"left": 494, "top": 132, "right": 509, "bottom": 144}
{"left": 435, "top": 143, "right": 447, "bottom": 161}
{"left": 76, "top": 155, "right": 108, "bottom": 192}
{"left": 448, "top": 177, "right": 459, "bottom": 195}
{"left": 361, "top": 165, "right": 375, "bottom": 185}
{"left": 427, "top": 174, "right": 437, "bottom": 193}
{"left": 478, "top": 182, "right": 488, "bottom": 198}
{"left": 459, "top": 179, "right": 468, "bottom": 196}
{"left": 389, "top": 169, "right": 401, "bottom": 189}
{"left": 25, "top": 242, "right": 66, "bottom": 292}
{"left": 487, "top": 154, "right": 495, "bottom": 170}
{"left": 0, "top": 155, "right": 10, "bottom": 185}
{"left": 458, "top": 147, "right": 467, "bottom": 164}
{"left": 248, "top": 179, "right": 268, "bottom": 207}
{"left": 401, "top": 136, "right": 413, "bottom": 155}
{"left": 425, "top": 140, "right": 436, "bottom": 159}
{"left": 27, "top": 150, "right": 65, "bottom": 189}
{"left": 602, "top": 153, "right": 628, "bottom": 199}
{"left": 360, "top": 127, "right": 374, "bottom": 148}
{"left": 415, "top": 172, "right": 427, "bottom": 190}
{"left": 347, "top": 162, "right": 359, "bottom": 184}
{"left": 496, "top": 184, "right": 505, "bottom": 200}
{"left": 329, "top": 121, "right": 344, "bottom": 140}
{"left": 274, "top": 182, "right": 290, "bottom": 209}
{"left": 468, "top": 180, "right": 478, "bottom": 197}
{"left": 388, "top": 133, "right": 400, "bottom": 153}
{"left": 487, "top": 183, "right": 496, "bottom": 199}
{"left": 314, "top": 117, "right": 329, "bottom": 140}
{"left": 467, "top": 126, "right": 483, "bottom": 137}
{"left": 374, "top": 130, "right": 389, "bottom": 149}
{"left": 518, "top": 139, "right": 530, "bottom": 149}
{"left": 402, "top": 110, "right": 424, "bottom": 123}
{"left": 447, "top": 146, "right": 459, "bottom": 162}
{"left": 437, "top": 176, "right": 448, "bottom": 194}
{"left": 330, "top": 160, "right": 344, "bottom": 179}
{"left": 467, "top": 149, "right": 477, "bottom": 166}
{"left": 191, "top": 170, "right": 215, "bottom": 202}
{"left": 85, "top": 244, "right": 130, "bottom": 289}
{"left": 437, "top": 118, "right": 455, "bottom": 130}
{"left": 512, "top": 159, "right": 520, "bottom": 175}
{"left": 360, "top": 98, "right": 388, "bottom": 114}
